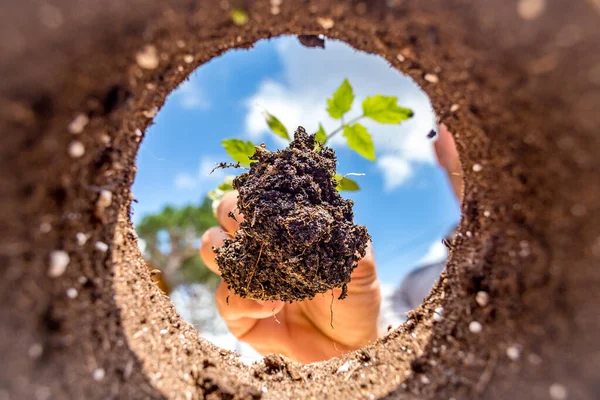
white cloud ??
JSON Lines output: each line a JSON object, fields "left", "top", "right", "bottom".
{"left": 174, "top": 79, "right": 210, "bottom": 110}
{"left": 417, "top": 240, "right": 448, "bottom": 265}
{"left": 174, "top": 157, "right": 225, "bottom": 191}
{"left": 376, "top": 155, "right": 413, "bottom": 191}
{"left": 243, "top": 37, "right": 437, "bottom": 191}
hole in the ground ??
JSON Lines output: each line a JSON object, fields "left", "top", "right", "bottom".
{"left": 131, "top": 35, "right": 460, "bottom": 363}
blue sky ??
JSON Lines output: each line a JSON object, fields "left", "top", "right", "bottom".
{"left": 132, "top": 36, "right": 460, "bottom": 286}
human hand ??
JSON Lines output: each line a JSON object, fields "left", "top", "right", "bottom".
{"left": 434, "top": 123, "right": 463, "bottom": 203}
{"left": 200, "top": 191, "right": 381, "bottom": 364}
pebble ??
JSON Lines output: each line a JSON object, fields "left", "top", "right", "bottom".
{"left": 433, "top": 306, "right": 444, "bottom": 322}
{"left": 469, "top": 321, "right": 483, "bottom": 334}
{"left": 68, "top": 141, "right": 85, "bottom": 158}
{"left": 97, "top": 190, "right": 113, "bottom": 208}
{"left": 483, "top": 210, "right": 491, "bottom": 218}
{"left": 142, "top": 107, "right": 158, "bottom": 119}
{"left": 506, "top": 345, "right": 521, "bottom": 361}
{"left": 95, "top": 241, "right": 108, "bottom": 252}
{"left": 92, "top": 368, "right": 105, "bottom": 381}
{"left": 420, "top": 375, "right": 430, "bottom": 384}
{"left": 336, "top": 361, "right": 352, "bottom": 373}
{"left": 183, "top": 54, "right": 194, "bottom": 64}
{"left": 48, "top": 250, "right": 70, "bottom": 278}
{"left": 472, "top": 163, "right": 483, "bottom": 172}
{"left": 450, "top": 104, "right": 460, "bottom": 113}
{"left": 518, "top": 0, "right": 546, "bottom": 21}
{"left": 28, "top": 343, "right": 43, "bottom": 359}
{"left": 475, "top": 291, "right": 489, "bottom": 307}
{"left": 549, "top": 383, "right": 567, "bottom": 399}
{"left": 68, "top": 113, "right": 89, "bottom": 134}
{"left": 424, "top": 73, "right": 439, "bottom": 83}
{"left": 317, "top": 17, "right": 334, "bottom": 30}
{"left": 136, "top": 45, "right": 159, "bottom": 70}
{"left": 39, "top": 222, "right": 52, "bottom": 233}
{"left": 66, "top": 288, "right": 78, "bottom": 299}
{"left": 75, "top": 232, "right": 88, "bottom": 246}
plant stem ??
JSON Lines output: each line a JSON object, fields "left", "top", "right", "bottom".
{"left": 324, "top": 114, "right": 364, "bottom": 144}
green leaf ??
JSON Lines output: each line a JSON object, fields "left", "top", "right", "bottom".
{"left": 334, "top": 174, "right": 361, "bottom": 192}
{"left": 222, "top": 139, "right": 256, "bottom": 165}
{"left": 231, "top": 8, "right": 248, "bottom": 25}
{"left": 314, "top": 124, "right": 327, "bottom": 145}
{"left": 264, "top": 112, "right": 290, "bottom": 140}
{"left": 343, "top": 123, "right": 376, "bottom": 161}
{"left": 326, "top": 79, "right": 354, "bottom": 119}
{"left": 362, "top": 95, "right": 414, "bottom": 124}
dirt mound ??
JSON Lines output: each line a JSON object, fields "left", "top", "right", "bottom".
{"left": 216, "top": 127, "right": 369, "bottom": 302}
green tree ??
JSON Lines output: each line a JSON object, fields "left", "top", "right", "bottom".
{"left": 136, "top": 197, "right": 220, "bottom": 291}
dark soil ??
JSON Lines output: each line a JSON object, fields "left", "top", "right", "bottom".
{"left": 216, "top": 127, "right": 369, "bottom": 302}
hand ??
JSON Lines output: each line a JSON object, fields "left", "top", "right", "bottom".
{"left": 434, "top": 123, "right": 463, "bottom": 203}
{"left": 200, "top": 191, "right": 381, "bottom": 364}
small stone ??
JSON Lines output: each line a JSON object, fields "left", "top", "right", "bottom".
{"left": 68, "top": 141, "right": 85, "bottom": 158}
{"left": 475, "top": 291, "right": 489, "bottom": 307}
{"left": 271, "top": 6, "right": 280, "bottom": 15}
{"left": 68, "top": 113, "right": 89, "bottom": 134}
{"left": 183, "top": 54, "right": 194, "bottom": 64}
{"left": 549, "top": 383, "right": 567, "bottom": 400}
{"left": 424, "top": 73, "right": 439, "bottom": 83}
{"left": 40, "top": 222, "right": 52, "bottom": 233}
{"left": 136, "top": 45, "right": 159, "bottom": 70}
{"left": 483, "top": 210, "right": 491, "bottom": 218}
{"left": 100, "top": 134, "right": 111, "bottom": 145}
{"left": 469, "top": 321, "right": 483, "bottom": 334}
{"left": 134, "top": 129, "right": 143, "bottom": 137}
{"left": 466, "top": 231, "right": 473, "bottom": 238}
{"left": 262, "top": 387, "right": 268, "bottom": 393}
{"left": 176, "top": 40, "right": 186, "bottom": 48}
{"left": 92, "top": 368, "right": 105, "bottom": 381}
{"left": 518, "top": 0, "right": 546, "bottom": 21}
{"left": 48, "top": 250, "right": 70, "bottom": 278}
{"left": 95, "top": 241, "right": 108, "bottom": 252}
{"left": 317, "top": 17, "right": 334, "bottom": 30}
{"left": 66, "top": 288, "right": 78, "bottom": 299}
{"left": 142, "top": 107, "right": 158, "bottom": 119}
{"left": 472, "top": 163, "right": 483, "bottom": 172}
{"left": 160, "top": 328, "right": 169, "bottom": 335}
{"left": 336, "top": 360, "right": 352, "bottom": 373}
{"left": 98, "top": 190, "right": 113, "bottom": 208}
{"left": 450, "top": 104, "right": 460, "bottom": 113}
{"left": 396, "top": 53, "right": 405, "bottom": 62}
{"left": 506, "top": 345, "right": 521, "bottom": 361}
{"left": 433, "top": 306, "right": 444, "bottom": 322}
{"left": 76, "top": 232, "right": 88, "bottom": 246}
{"left": 77, "top": 276, "right": 88, "bottom": 284}
{"left": 28, "top": 343, "right": 43, "bottom": 359}
{"left": 420, "top": 375, "right": 430, "bottom": 384}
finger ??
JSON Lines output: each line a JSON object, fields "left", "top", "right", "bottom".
{"left": 217, "top": 190, "right": 244, "bottom": 234}
{"left": 351, "top": 241, "right": 376, "bottom": 281}
{"left": 434, "top": 123, "right": 460, "bottom": 174}
{"left": 215, "top": 282, "right": 285, "bottom": 321}
{"left": 200, "top": 227, "right": 229, "bottom": 275}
